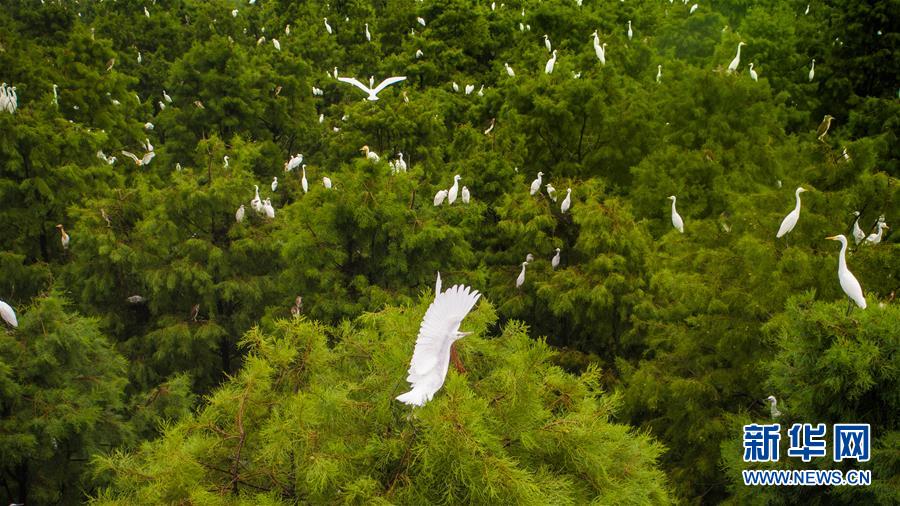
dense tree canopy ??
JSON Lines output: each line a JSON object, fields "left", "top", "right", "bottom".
{"left": 0, "top": 0, "right": 897, "bottom": 503}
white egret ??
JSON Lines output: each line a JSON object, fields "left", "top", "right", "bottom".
{"left": 516, "top": 262, "right": 527, "bottom": 288}
{"left": 776, "top": 187, "right": 807, "bottom": 238}
{"left": 852, "top": 212, "right": 866, "bottom": 244}
{"left": 417, "top": 16, "right": 426, "bottom": 27}
{"left": 301, "top": 165, "right": 309, "bottom": 194}
{"left": 551, "top": 248, "right": 561, "bottom": 269}
{"left": 525, "top": 254, "right": 535, "bottom": 263}
{"left": 285, "top": 24, "right": 291, "bottom": 35}
{"left": 545, "top": 50, "right": 558, "bottom": 74}
{"left": 396, "top": 153, "right": 407, "bottom": 171}
{"left": 223, "top": 155, "right": 229, "bottom": 169}
{"left": 365, "top": 23, "right": 371, "bottom": 42}
{"left": 805, "top": 4, "right": 810, "bottom": 15}
{"left": 816, "top": 115, "right": 834, "bottom": 141}
{"left": 668, "top": 196, "right": 684, "bottom": 233}
{"left": 766, "top": 396, "right": 782, "bottom": 418}
{"left": 144, "top": 6, "right": 150, "bottom": 18}
{"left": 271, "top": 176, "right": 278, "bottom": 192}
{"left": 235, "top": 205, "right": 245, "bottom": 223}
{"left": 56, "top": 224, "right": 70, "bottom": 249}
{"left": 338, "top": 76, "right": 407, "bottom": 101}
{"left": 461, "top": 186, "right": 470, "bottom": 204}
{"left": 727, "top": 42, "right": 746, "bottom": 73}
{"left": 323, "top": 176, "right": 332, "bottom": 189}
{"left": 137, "top": 51, "right": 142, "bottom": 63}
{"left": 360, "top": 145, "right": 380, "bottom": 161}
{"left": 162, "top": 90, "right": 172, "bottom": 103}
{"left": 126, "top": 295, "right": 145, "bottom": 304}
{"left": 144, "top": 121, "right": 154, "bottom": 130}
{"left": 561, "top": 188, "right": 572, "bottom": 213}
{"left": 465, "top": 84, "right": 475, "bottom": 95}
{"left": 825, "top": 234, "right": 867, "bottom": 311}
{"left": 545, "top": 184, "right": 557, "bottom": 201}
{"left": 749, "top": 63, "right": 758, "bottom": 81}
{"left": 416, "top": 49, "right": 424, "bottom": 58}
{"left": 324, "top": 17, "right": 332, "bottom": 34}
{"left": 319, "top": 113, "right": 324, "bottom": 123}
{"left": 0, "top": 300, "right": 17, "bottom": 328}
{"left": 448, "top": 175, "right": 461, "bottom": 204}
{"left": 544, "top": 34, "right": 552, "bottom": 52}
{"left": 808, "top": 59, "right": 815, "bottom": 82}
{"left": 627, "top": 20, "right": 633, "bottom": 41}
{"left": 272, "top": 38, "right": 281, "bottom": 50}
{"left": 434, "top": 189, "right": 448, "bottom": 206}
{"left": 484, "top": 118, "right": 495, "bottom": 135}
{"left": 865, "top": 222, "right": 889, "bottom": 245}
{"left": 530, "top": 172, "right": 544, "bottom": 195}
{"left": 121, "top": 150, "right": 155, "bottom": 167}
{"left": 656, "top": 64, "right": 662, "bottom": 83}
{"left": 396, "top": 284, "right": 481, "bottom": 406}
{"left": 251, "top": 185, "right": 263, "bottom": 213}
{"left": 504, "top": 62, "right": 515, "bottom": 77}
{"left": 452, "top": 82, "right": 460, "bottom": 92}
{"left": 263, "top": 199, "right": 275, "bottom": 219}
{"left": 285, "top": 153, "right": 303, "bottom": 172}
{"left": 435, "top": 272, "right": 442, "bottom": 296}
{"left": 52, "top": 83, "right": 58, "bottom": 105}
{"left": 690, "top": 4, "right": 699, "bottom": 14}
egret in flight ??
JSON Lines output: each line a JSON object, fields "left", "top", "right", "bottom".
{"left": 561, "top": 188, "right": 572, "bottom": 213}
{"left": 0, "top": 300, "right": 17, "bottom": 328}
{"left": 668, "top": 196, "right": 684, "bottom": 233}
{"left": 338, "top": 76, "right": 407, "bottom": 100}
{"left": 852, "top": 212, "right": 866, "bottom": 244}
{"left": 396, "top": 284, "right": 481, "bottom": 406}
{"left": 776, "top": 187, "right": 807, "bottom": 238}
{"left": 825, "top": 234, "right": 867, "bottom": 312}
{"left": 516, "top": 261, "right": 527, "bottom": 288}
{"left": 121, "top": 150, "right": 155, "bottom": 167}
{"left": 727, "top": 42, "right": 746, "bottom": 73}
{"left": 530, "top": 172, "right": 544, "bottom": 195}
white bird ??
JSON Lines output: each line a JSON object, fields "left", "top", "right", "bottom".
{"left": 477, "top": 85, "right": 484, "bottom": 96}
{"left": 56, "top": 224, "right": 69, "bottom": 249}
{"left": 825, "top": 234, "right": 867, "bottom": 310}
{"left": 137, "top": 51, "right": 142, "bottom": 63}
{"left": 545, "top": 50, "right": 558, "bottom": 74}
{"left": 545, "top": 183, "right": 557, "bottom": 201}
{"left": 530, "top": 172, "right": 543, "bottom": 195}
{"left": 319, "top": 113, "right": 324, "bottom": 124}
{"left": 525, "top": 254, "right": 535, "bottom": 263}
{"left": 465, "top": 84, "right": 475, "bottom": 95}
{"left": 395, "top": 284, "right": 481, "bottom": 406}
{"left": 263, "top": 198, "right": 275, "bottom": 219}
{"left": 749, "top": 63, "right": 758, "bottom": 81}
{"left": 162, "top": 90, "right": 172, "bottom": 103}
{"left": 271, "top": 176, "right": 278, "bottom": 192}
{"left": 765, "top": 396, "right": 782, "bottom": 418}
{"left": 591, "top": 31, "right": 606, "bottom": 64}
{"left": 690, "top": 3, "right": 699, "bottom": 14}
{"left": 776, "top": 187, "right": 807, "bottom": 238}
{"left": 231, "top": 8, "right": 239, "bottom": 17}
{"left": 852, "top": 212, "right": 866, "bottom": 244}
{"left": 272, "top": 39, "right": 281, "bottom": 51}
{"left": 447, "top": 175, "right": 461, "bottom": 204}
{"left": 417, "top": 16, "right": 426, "bottom": 27}
{"left": 301, "top": 165, "right": 309, "bottom": 193}
{"left": 452, "top": 82, "right": 460, "bottom": 92}
{"left": 484, "top": 118, "right": 495, "bottom": 135}
{"left": 728, "top": 42, "right": 746, "bottom": 73}
{"left": 504, "top": 62, "right": 515, "bottom": 77}
{"left": 551, "top": 248, "right": 561, "bottom": 269}
{"left": 121, "top": 150, "right": 155, "bottom": 167}
{"left": 144, "top": 138, "right": 154, "bottom": 152}
{"left": 324, "top": 17, "right": 332, "bottom": 34}
{"left": 285, "top": 153, "right": 303, "bottom": 172}
{"left": 656, "top": 64, "right": 662, "bottom": 83}
{"left": 543, "top": 34, "right": 552, "bottom": 53}
{"left": 627, "top": 20, "right": 633, "bottom": 41}
{"left": 285, "top": 24, "right": 291, "bottom": 35}
{"left": 461, "top": 186, "right": 470, "bottom": 204}
{"left": 0, "top": 300, "right": 17, "bottom": 328}
{"left": 434, "top": 189, "right": 448, "bottom": 206}
{"left": 323, "top": 176, "right": 332, "bottom": 189}
{"left": 805, "top": 4, "right": 810, "bottom": 15}
{"left": 338, "top": 76, "right": 407, "bottom": 101}
{"left": 365, "top": 23, "right": 371, "bottom": 42}
{"left": 416, "top": 49, "right": 424, "bottom": 58}
{"left": 360, "top": 145, "right": 380, "bottom": 162}
{"left": 144, "top": 6, "right": 150, "bottom": 18}
{"left": 235, "top": 204, "right": 245, "bottom": 223}
{"left": 561, "top": 188, "right": 572, "bottom": 213}
{"left": 251, "top": 185, "right": 263, "bottom": 213}
{"left": 223, "top": 155, "right": 229, "bottom": 169}
{"left": 516, "top": 262, "right": 527, "bottom": 288}
{"left": 396, "top": 153, "right": 407, "bottom": 172}
{"left": 144, "top": 121, "right": 154, "bottom": 130}
{"left": 808, "top": 59, "right": 815, "bottom": 82}
{"left": 52, "top": 83, "right": 58, "bottom": 105}
{"left": 668, "top": 196, "right": 684, "bottom": 233}
{"left": 865, "top": 222, "right": 889, "bottom": 245}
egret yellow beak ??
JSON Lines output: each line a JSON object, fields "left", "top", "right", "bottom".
{"left": 825, "top": 235, "right": 838, "bottom": 240}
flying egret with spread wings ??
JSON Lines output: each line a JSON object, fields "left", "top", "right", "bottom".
{"left": 337, "top": 76, "right": 407, "bottom": 101}
{"left": 396, "top": 284, "right": 481, "bottom": 406}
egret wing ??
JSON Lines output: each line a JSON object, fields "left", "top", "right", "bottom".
{"left": 371, "top": 76, "right": 407, "bottom": 95}
{"left": 0, "top": 300, "right": 17, "bottom": 328}
{"left": 141, "top": 151, "right": 156, "bottom": 166}
{"left": 121, "top": 150, "right": 140, "bottom": 164}
{"left": 337, "top": 77, "right": 373, "bottom": 95}
{"left": 406, "top": 284, "right": 480, "bottom": 379}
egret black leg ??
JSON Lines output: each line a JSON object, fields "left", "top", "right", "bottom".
{"left": 845, "top": 299, "right": 853, "bottom": 316}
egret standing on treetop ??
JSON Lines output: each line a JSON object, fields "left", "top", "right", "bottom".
{"left": 852, "top": 211, "right": 866, "bottom": 244}
{"left": 360, "top": 145, "right": 380, "bottom": 161}
{"left": 808, "top": 59, "right": 815, "bottom": 82}
{"left": 324, "top": 17, "right": 332, "bottom": 34}
{"left": 271, "top": 176, "right": 278, "bottom": 192}
{"left": 865, "top": 221, "right": 889, "bottom": 245}
{"left": 301, "top": 165, "right": 309, "bottom": 194}
{"left": 544, "top": 34, "right": 552, "bottom": 52}
{"left": 504, "top": 63, "right": 515, "bottom": 77}
{"left": 668, "top": 196, "right": 684, "bottom": 233}
{"left": 766, "top": 396, "right": 782, "bottom": 418}
{"left": 434, "top": 189, "right": 448, "bottom": 206}
{"left": 530, "top": 172, "right": 544, "bottom": 195}
{"left": 749, "top": 63, "right": 758, "bottom": 81}
{"left": 545, "top": 50, "right": 558, "bottom": 74}
{"left": 516, "top": 261, "right": 527, "bottom": 288}
{"left": 551, "top": 248, "right": 561, "bottom": 269}
{"left": 235, "top": 204, "right": 245, "bottom": 223}
{"left": 825, "top": 234, "right": 867, "bottom": 313}
{"left": 627, "top": 20, "right": 633, "bottom": 41}
{"left": 448, "top": 175, "right": 461, "bottom": 204}
{"left": 56, "top": 224, "right": 70, "bottom": 249}
{"left": 396, "top": 284, "right": 481, "bottom": 406}
{"left": 776, "top": 187, "right": 807, "bottom": 238}
{"left": 545, "top": 184, "right": 557, "bottom": 201}
{"left": 251, "top": 185, "right": 263, "bottom": 214}
{"left": 461, "top": 186, "right": 470, "bottom": 204}
{"left": 561, "top": 188, "right": 572, "bottom": 213}
{"left": 338, "top": 76, "right": 407, "bottom": 101}
{"left": 728, "top": 42, "right": 746, "bottom": 73}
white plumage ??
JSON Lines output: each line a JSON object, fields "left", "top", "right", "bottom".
{"left": 551, "top": 248, "right": 561, "bottom": 269}
{"left": 461, "top": 186, "right": 470, "bottom": 204}
{"left": 0, "top": 300, "right": 17, "bottom": 328}
{"left": 530, "top": 172, "right": 543, "bottom": 195}
{"left": 776, "top": 187, "right": 807, "bottom": 238}
{"left": 434, "top": 189, "right": 448, "bottom": 206}
{"left": 301, "top": 165, "right": 309, "bottom": 194}
{"left": 396, "top": 284, "right": 481, "bottom": 406}
{"left": 852, "top": 212, "right": 865, "bottom": 244}
{"left": 516, "top": 261, "right": 527, "bottom": 288}
{"left": 447, "top": 175, "right": 461, "bottom": 204}
{"left": 669, "top": 196, "right": 684, "bottom": 233}
{"left": 826, "top": 235, "right": 866, "bottom": 310}
{"left": 337, "top": 76, "right": 407, "bottom": 101}
{"left": 560, "top": 188, "right": 572, "bottom": 213}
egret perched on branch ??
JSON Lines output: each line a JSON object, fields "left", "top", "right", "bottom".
{"left": 825, "top": 234, "right": 867, "bottom": 312}
{"left": 56, "top": 224, "right": 70, "bottom": 249}
{"left": 668, "top": 196, "right": 684, "bottom": 233}
{"left": 749, "top": 63, "right": 758, "bottom": 81}
{"left": 434, "top": 189, "right": 448, "bottom": 206}
{"left": 545, "top": 50, "right": 558, "bottom": 74}
{"left": 396, "top": 284, "right": 481, "bottom": 406}
{"left": 417, "top": 17, "right": 426, "bottom": 27}
{"left": 338, "top": 76, "right": 406, "bottom": 101}
{"left": 816, "top": 115, "right": 834, "bottom": 141}
{"left": 263, "top": 199, "right": 275, "bottom": 219}
{"left": 530, "top": 172, "right": 544, "bottom": 195}
{"left": 808, "top": 59, "right": 815, "bottom": 82}
{"left": 461, "top": 186, "right": 470, "bottom": 204}
{"left": 765, "top": 396, "right": 782, "bottom": 418}
{"left": 656, "top": 65, "right": 662, "bottom": 83}
{"left": 271, "top": 177, "right": 278, "bottom": 192}
{"left": 543, "top": 34, "right": 552, "bottom": 52}
{"left": 323, "top": 176, "right": 332, "bottom": 189}
{"left": 561, "top": 188, "right": 572, "bottom": 213}
{"left": 364, "top": 23, "right": 371, "bottom": 42}
{"left": 324, "top": 17, "right": 332, "bottom": 34}
{"left": 727, "top": 42, "right": 746, "bottom": 73}
{"left": 251, "top": 185, "right": 263, "bottom": 214}
{"left": 360, "top": 145, "right": 380, "bottom": 161}
{"left": 301, "top": 165, "right": 309, "bottom": 194}
{"left": 551, "top": 248, "right": 561, "bottom": 269}
{"left": 776, "top": 187, "right": 807, "bottom": 238}
{"left": 0, "top": 300, "right": 17, "bottom": 328}
{"left": 504, "top": 63, "right": 515, "bottom": 77}
{"left": 865, "top": 222, "right": 889, "bottom": 245}
{"left": 852, "top": 212, "right": 866, "bottom": 244}
{"left": 545, "top": 184, "right": 557, "bottom": 201}
{"left": 515, "top": 261, "right": 529, "bottom": 289}
{"left": 448, "top": 175, "right": 461, "bottom": 204}
{"left": 235, "top": 205, "right": 245, "bottom": 223}
{"left": 627, "top": 20, "right": 633, "bottom": 41}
